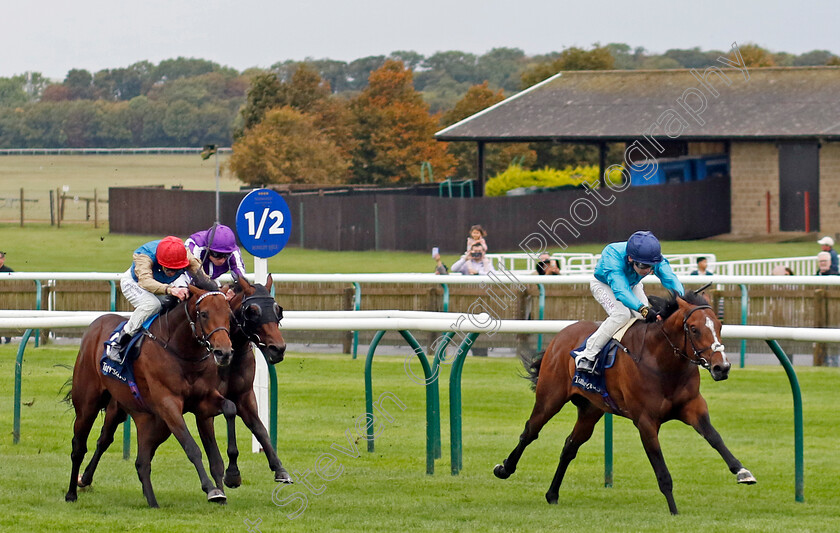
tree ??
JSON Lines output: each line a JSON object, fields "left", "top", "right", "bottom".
{"left": 520, "top": 45, "right": 615, "bottom": 89}
{"left": 736, "top": 44, "right": 776, "bottom": 67}
{"left": 238, "top": 72, "right": 284, "bottom": 133}
{"left": 0, "top": 76, "right": 29, "bottom": 107}
{"left": 349, "top": 60, "right": 455, "bottom": 184}
{"left": 662, "top": 47, "right": 723, "bottom": 68}
{"left": 346, "top": 55, "right": 386, "bottom": 91}
{"left": 64, "top": 69, "right": 95, "bottom": 99}
{"left": 794, "top": 50, "right": 836, "bottom": 66}
{"left": 229, "top": 106, "right": 349, "bottom": 186}
{"left": 441, "top": 82, "right": 535, "bottom": 180}
{"left": 476, "top": 47, "right": 526, "bottom": 92}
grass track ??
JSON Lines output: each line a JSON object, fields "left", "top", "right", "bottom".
{"left": 1, "top": 345, "right": 838, "bottom": 532}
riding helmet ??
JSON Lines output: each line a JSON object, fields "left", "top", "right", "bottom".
{"left": 208, "top": 224, "right": 238, "bottom": 254}
{"left": 156, "top": 236, "right": 190, "bottom": 269}
{"left": 626, "top": 231, "right": 662, "bottom": 264}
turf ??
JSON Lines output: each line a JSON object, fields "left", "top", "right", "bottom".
{"left": 1, "top": 345, "right": 838, "bottom": 532}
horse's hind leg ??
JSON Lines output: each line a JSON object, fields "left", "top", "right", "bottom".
{"left": 494, "top": 387, "right": 569, "bottom": 480}
{"left": 65, "top": 398, "right": 101, "bottom": 502}
{"left": 133, "top": 414, "right": 170, "bottom": 508}
{"left": 79, "top": 401, "right": 127, "bottom": 488}
{"left": 233, "top": 393, "right": 292, "bottom": 484}
{"left": 545, "top": 401, "right": 604, "bottom": 504}
{"left": 195, "top": 413, "right": 227, "bottom": 501}
{"left": 680, "top": 396, "right": 756, "bottom": 484}
{"left": 222, "top": 399, "right": 243, "bottom": 488}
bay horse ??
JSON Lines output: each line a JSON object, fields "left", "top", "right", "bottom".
{"left": 218, "top": 274, "right": 293, "bottom": 487}
{"left": 71, "top": 276, "right": 291, "bottom": 494}
{"left": 65, "top": 285, "right": 234, "bottom": 508}
{"left": 493, "top": 289, "right": 756, "bottom": 515}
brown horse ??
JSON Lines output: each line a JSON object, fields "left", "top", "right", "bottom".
{"left": 71, "top": 276, "right": 291, "bottom": 493}
{"left": 219, "top": 274, "right": 292, "bottom": 487}
{"left": 65, "top": 285, "right": 234, "bottom": 508}
{"left": 493, "top": 290, "right": 756, "bottom": 515}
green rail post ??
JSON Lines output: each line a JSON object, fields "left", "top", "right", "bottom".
{"left": 449, "top": 332, "right": 480, "bottom": 475}
{"left": 123, "top": 417, "right": 131, "bottom": 459}
{"left": 440, "top": 283, "right": 449, "bottom": 313}
{"left": 536, "top": 284, "right": 546, "bottom": 352}
{"left": 430, "top": 331, "right": 456, "bottom": 459}
{"left": 351, "top": 282, "right": 361, "bottom": 359}
{"left": 13, "top": 329, "right": 33, "bottom": 443}
{"left": 604, "top": 413, "right": 613, "bottom": 487}
{"left": 299, "top": 201, "right": 304, "bottom": 248}
{"left": 108, "top": 280, "right": 117, "bottom": 312}
{"left": 765, "top": 340, "right": 804, "bottom": 502}
{"left": 364, "top": 330, "right": 388, "bottom": 453}
{"left": 740, "top": 284, "right": 748, "bottom": 368}
{"left": 34, "top": 280, "right": 41, "bottom": 347}
{"left": 373, "top": 203, "right": 380, "bottom": 251}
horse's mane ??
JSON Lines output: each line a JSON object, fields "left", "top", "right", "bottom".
{"left": 647, "top": 290, "right": 709, "bottom": 320}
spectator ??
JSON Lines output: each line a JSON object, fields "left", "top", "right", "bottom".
{"left": 433, "top": 252, "right": 448, "bottom": 275}
{"left": 466, "top": 225, "right": 488, "bottom": 254}
{"left": 0, "top": 251, "right": 11, "bottom": 343}
{"left": 771, "top": 265, "right": 794, "bottom": 276}
{"left": 818, "top": 236, "right": 839, "bottom": 273}
{"left": 690, "top": 256, "right": 713, "bottom": 276}
{"left": 816, "top": 251, "right": 838, "bottom": 276}
{"left": 451, "top": 242, "right": 494, "bottom": 275}
{"left": 536, "top": 252, "right": 560, "bottom": 275}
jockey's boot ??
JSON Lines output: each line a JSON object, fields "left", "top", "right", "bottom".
{"left": 105, "top": 330, "right": 131, "bottom": 363}
{"left": 572, "top": 349, "right": 599, "bottom": 375}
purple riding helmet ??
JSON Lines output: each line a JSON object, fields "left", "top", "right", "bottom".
{"left": 207, "top": 224, "right": 238, "bottom": 253}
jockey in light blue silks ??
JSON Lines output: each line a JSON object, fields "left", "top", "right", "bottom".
{"left": 572, "top": 231, "right": 684, "bottom": 374}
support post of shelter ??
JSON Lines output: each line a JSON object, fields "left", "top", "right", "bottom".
{"left": 598, "top": 142, "right": 607, "bottom": 189}
{"left": 476, "top": 141, "right": 485, "bottom": 197}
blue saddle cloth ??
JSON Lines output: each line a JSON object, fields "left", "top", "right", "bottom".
{"left": 99, "top": 315, "right": 157, "bottom": 408}
{"left": 570, "top": 336, "right": 623, "bottom": 412}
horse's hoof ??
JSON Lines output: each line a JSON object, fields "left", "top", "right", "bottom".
{"left": 493, "top": 464, "right": 510, "bottom": 479}
{"left": 207, "top": 488, "right": 227, "bottom": 503}
{"left": 275, "top": 469, "right": 293, "bottom": 484}
{"left": 545, "top": 493, "right": 558, "bottom": 505}
{"left": 65, "top": 492, "right": 77, "bottom": 502}
{"left": 223, "top": 473, "right": 242, "bottom": 489}
{"left": 77, "top": 474, "right": 90, "bottom": 489}
{"left": 736, "top": 468, "right": 757, "bottom": 484}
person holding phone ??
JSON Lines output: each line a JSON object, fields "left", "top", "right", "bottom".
{"left": 451, "top": 242, "right": 493, "bottom": 275}
{"left": 536, "top": 252, "right": 560, "bottom": 275}
{"left": 432, "top": 247, "right": 448, "bottom": 275}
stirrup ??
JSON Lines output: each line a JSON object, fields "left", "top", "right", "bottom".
{"left": 574, "top": 352, "right": 599, "bottom": 375}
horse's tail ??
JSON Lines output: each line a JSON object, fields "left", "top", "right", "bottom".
{"left": 519, "top": 350, "right": 544, "bottom": 392}
{"left": 60, "top": 376, "right": 73, "bottom": 407}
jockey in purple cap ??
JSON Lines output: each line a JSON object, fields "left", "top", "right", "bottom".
{"left": 181, "top": 224, "right": 247, "bottom": 300}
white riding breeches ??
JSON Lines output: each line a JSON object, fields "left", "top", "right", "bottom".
{"left": 120, "top": 268, "right": 163, "bottom": 336}
{"left": 576, "top": 279, "right": 648, "bottom": 361}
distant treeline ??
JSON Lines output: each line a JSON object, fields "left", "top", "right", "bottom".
{"left": 0, "top": 44, "right": 836, "bottom": 149}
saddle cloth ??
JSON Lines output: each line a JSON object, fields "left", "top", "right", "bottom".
{"left": 99, "top": 315, "right": 157, "bottom": 408}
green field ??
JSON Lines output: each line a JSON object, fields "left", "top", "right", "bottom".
{"left": 1, "top": 345, "right": 838, "bottom": 532}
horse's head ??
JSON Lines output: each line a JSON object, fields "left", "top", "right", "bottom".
{"left": 187, "top": 285, "right": 234, "bottom": 367}
{"left": 230, "top": 275, "right": 286, "bottom": 364}
{"left": 654, "top": 290, "right": 730, "bottom": 381}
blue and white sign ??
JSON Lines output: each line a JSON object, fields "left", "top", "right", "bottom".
{"left": 235, "top": 189, "right": 292, "bottom": 258}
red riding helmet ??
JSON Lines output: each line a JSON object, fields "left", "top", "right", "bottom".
{"left": 156, "top": 236, "right": 190, "bottom": 269}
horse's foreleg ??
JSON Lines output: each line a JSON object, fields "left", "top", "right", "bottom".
{"left": 79, "top": 401, "right": 127, "bottom": 488}
{"left": 494, "top": 388, "right": 568, "bottom": 480}
{"left": 157, "top": 399, "right": 226, "bottom": 503}
{"left": 221, "top": 399, "right": 242, "bottom": 488}
{"left": 195, "top": 413, "right": 226, "bottom": 496}
{"left": 636, "top": 416, "right": 678, "bottom": 515}
{"left": 545, "top": 402, "right": 603, "bottom": 504}
{"left": 680, "top": 397, "right": 756, "bottom": 484}
{"left": 133, "top": 414, "right": 169, "bottom": 508}
{"left": 235, "top": 392, "right": 292, "bottom": 483}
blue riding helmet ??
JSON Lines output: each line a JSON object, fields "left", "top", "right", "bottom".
{"left": 626, "top": 231, "right": 662, "bottom": 264}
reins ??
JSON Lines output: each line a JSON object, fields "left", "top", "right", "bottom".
{"left": 233, "top": 294, "right": 283, "bottom": 349}
{"left": 144, "top": 290, "right": 229, "bottom": 363}
{"left": 658, "top": 304, "right": 718, "bottom": 369}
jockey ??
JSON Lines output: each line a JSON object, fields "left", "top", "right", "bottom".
{"left": 572, "top": 231, "right": 684, "bottom": 374}
{"left": 106, "top": 236, "right": 216, "bottom": 362}
{"left": 182, "top": 224, "right": 246, "bottom": 300}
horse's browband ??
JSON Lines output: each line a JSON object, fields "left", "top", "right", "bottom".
{"left": 195, "top": 291, "right": 226, "bottom": 305}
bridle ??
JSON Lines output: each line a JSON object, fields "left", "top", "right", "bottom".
{"left": 233, "top": 293, "right": 283, "bottom": 350}
{"left": 145, "top": 290, "right": 231, "bottom": 362}
{"left": 659, "top": 304, "right": 725, "bottom": 369}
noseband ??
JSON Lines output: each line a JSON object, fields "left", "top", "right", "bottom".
{"left": 233, "top": 294, "right": 283, "bottom": 349}
{"left": 187, "top": 291, "right": 231, "bottom": 353}
{"left": 659, "top": 304, "right": 724, "bottom": 369}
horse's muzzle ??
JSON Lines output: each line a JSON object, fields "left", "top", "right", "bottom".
{"left": 710, "top": 361, "right": 731, "bottom": 381}
{"left": 213, "top": 348, "right": 234, "bottom": 367}
{"left": 264, "top": 343, "right": 286, "bottom": 364}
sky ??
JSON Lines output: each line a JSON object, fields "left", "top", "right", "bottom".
{"left": 1, "top": 0, "right": 838, "bottom": 80}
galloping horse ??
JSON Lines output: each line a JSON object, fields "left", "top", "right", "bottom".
{"left": 493, "top": 289, "right": 756, "bottom": 514}
{"left": 219, "top": 274, "right": 292, "bottom": 487}
{"left": 65, "top": 285, "right": 234, "bottom": 507}
{"left": 70, "top": 276, "right": 291, "bottom": 494}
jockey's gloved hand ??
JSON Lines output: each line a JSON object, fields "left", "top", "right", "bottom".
{"left": 639, "top": 305, "right": 661, "bottom": 323}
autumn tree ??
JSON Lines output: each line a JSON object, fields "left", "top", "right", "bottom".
{"left": 520, "top": 45, "right": 615, "bottom": 89}
{"left": 441, "top": 82, "right": 535, "bottom": 180}
{"left": 735, "top": 44, "right": 776, "bottom": 67}
{"left": 349, "top": 60, "right": 455, "bottom": 184}
{"left": 229, "top": 106, "right": 349, "bottom": 186}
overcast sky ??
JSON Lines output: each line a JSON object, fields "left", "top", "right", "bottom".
{"left": 1, "top": 0, "right": 837, "bottom": 80}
